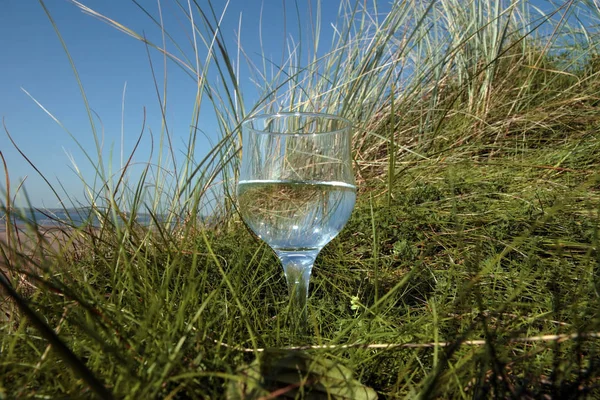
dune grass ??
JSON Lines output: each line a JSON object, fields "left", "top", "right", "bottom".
{"left": 2, "top": 0, "right": 600, "bottom": 398}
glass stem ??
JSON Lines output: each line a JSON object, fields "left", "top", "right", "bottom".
{"left": 276, "top": 250, "right": 318, "bottom": 338}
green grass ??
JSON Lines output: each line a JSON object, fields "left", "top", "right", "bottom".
{"left": 2, "top": 0, "right": 600, "bottom": 398}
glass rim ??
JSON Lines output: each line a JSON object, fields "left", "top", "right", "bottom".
{"left": 241, "top": 112, "right": 352, "bottom": 136}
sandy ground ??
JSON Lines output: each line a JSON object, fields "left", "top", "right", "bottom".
{"left": 1, "top": 228, "right": 65, "bottom": 320}
{"left": 0, "top": 227, "right": 72, "bottom": 252}
{"left": 0, "top": 227, "right": 80, "bottom": 274}
{"left": 0, "top": 227, "right": 93, "bottom": 323}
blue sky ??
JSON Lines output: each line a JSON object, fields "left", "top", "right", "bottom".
{"left": 0, "top": 0, "right": 347, "bottom": 208}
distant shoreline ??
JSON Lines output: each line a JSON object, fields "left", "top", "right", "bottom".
{"left": 1, "top": 208, "right": 172, "bottom": 231}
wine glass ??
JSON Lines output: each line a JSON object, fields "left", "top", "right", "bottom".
{"left": 236, "top": 112, "right": 356, "bottom": 337}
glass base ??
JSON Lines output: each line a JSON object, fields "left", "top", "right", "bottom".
{"left": 275, "top": 250, "right": 318, "bottom": 340}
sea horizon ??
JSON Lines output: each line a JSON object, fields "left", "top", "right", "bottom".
{"left": 0, "top": 207, "right": 168, "bottom": 230}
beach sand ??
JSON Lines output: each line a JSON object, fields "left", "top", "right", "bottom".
{"left": 0, "top": 226, "right": 82, "bottom": 276}
{"left": 1, "top": 228, "right": 64, "bottom": 321}
{"left": 1, "top": 227, "right": 95, "bottom": 323}
{"left": 0, "top": 227, "right": 72, "bottom": 253}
